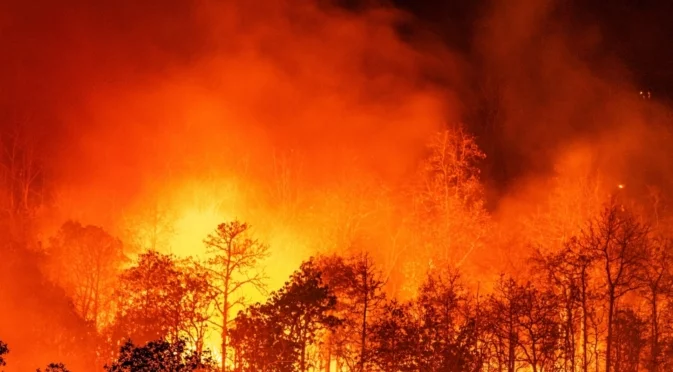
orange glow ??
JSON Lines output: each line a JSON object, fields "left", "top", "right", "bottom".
{"left": 171, "top": 205, "right": 229, "bottom": 257}
{"left": 1, "top": 0, "right": 672, "bottom": 369}
{"left": 118, "top": 177, "right": 311, "bottom": 360}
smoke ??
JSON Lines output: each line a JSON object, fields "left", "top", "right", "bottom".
{"left": 6, "top": 1, "right": 449, "bottom": 226}
{"left": 471, "top": 0, "right": 673, "bottom": 276}
{"left": 0, "top": 0, "right": 669, "bottom": 283}
{"left": 6, "top": 0, "right": 473, "bottom": 312}
{"left": 469, "top": 0, "right": 650, "bottom": 191}
{"left": 3, "top": 0, "right": 670, "bottom": 216}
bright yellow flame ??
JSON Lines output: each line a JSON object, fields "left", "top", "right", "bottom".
{"left": 120, "top": 176, "right": 315, "bottom": 360}
{"left": 618, "top": 184, "right": 625, "bottom": 189}
{"left": 172, "top": 205, "right": 227, "bottom": 257}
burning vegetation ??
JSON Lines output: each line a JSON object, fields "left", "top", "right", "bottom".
{"left": 2, "top": 0, "right": 673, "bottom": 371}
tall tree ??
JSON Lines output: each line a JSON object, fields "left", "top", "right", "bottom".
{"left": 109, "top": 251, "right": 213, "bottom": 354}
{"left": 274, "top": 259, "right": 340, "bottom": 372}
{"left": 580, "top": 202, "right": 648, "bottom": 372}
{"left": 484, "top": 276, "right": 526, "bottom": 372}
{"left": 657, "top": 301, "right": 673, "bottom": 371}
{"left": 229, "top": 259, "right": 339, "bottom": 372}
{"left": 567, "top": 241, "right": 598, "bottom": 372}
{"left": 369, "top": 300, "right": 419, "bottom": 372}
{"left": 0, "top": 123, "right": 45, "bottom": 243}
{"left": 409, "top": 125, "right": 489, "bottom": 288}
{"left": 612, "top": 308, "right": 647, "bottom": 372}
{"left": 204, "top": 220, "right": 269, "bottom": 372}
{"left": 348, "top": 252, "right": 385, "bottom": 371}
{"left": 532, "top": 239, "right": 599, "bottom": 372}
{"left": 314, "top": 252, "right": 385, "bottom": 370}
{"left": 516, "top": 284, "right": 561, "bottom": 372}
{"left": 47, "top": 221, "right": 126, "bottom": 328}
{"left": 611, "top": 309, "right": 647, "bottom": 372}
{"left": 313, "top": 254, "right": 352, "bottom": 370}
{"left": 416, "top": 270, "right": 481, "bottom": 371}
{"left": 229, "top": 303, "right": 298, "bottom": 372}
{"left": 639, "top": 236, "right": 673, "bottom": 372}
{"left": 180, "top": 259, "right": 216, "bottom": 357}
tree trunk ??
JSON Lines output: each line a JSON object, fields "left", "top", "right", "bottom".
{"left": 326, "top": 333, "right": 332, "bottom": 372}
{"left": 566, "top": 300, "right": 575, "bottom": 372}
{"left": 93, "top": 260, "right": 101, "bottom": 328}
{"left": 221, "top": 252, "right": 232, "bottom": 372}
{"left": 221, "top": 293, "right": 229, "bottom": 372}
{"left": 508, "top": 305, "right": 515, "bottom": 372}
{"left": 581, "top": 271, "right": 589, "bottom": 372}
{"left": 360, "top": 300, "right": 367, "bottom": 372}
{"left": 360, "top": 269, "right": 368, "bottom": 372}
{"left": 593, "top": 320, "right": 600, "bottom": 372}
{"left": 605, "top": 291, "right": 615, "bottom": 372}
{"left": 301, "top": 339, "right": 307, "bottom": 372}
{"left": 531, "top": 339, "right": 538, "bottom": 372}
{"left": 651, "top": 293, "right": 659, "bottom": 372}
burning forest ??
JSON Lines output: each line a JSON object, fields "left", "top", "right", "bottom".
{"left": 2, "top": 0, "right": 673, "bottom": 371}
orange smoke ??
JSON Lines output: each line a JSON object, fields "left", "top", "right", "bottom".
{"left": 30, "top": 1, "right": 455, "bottom": 302}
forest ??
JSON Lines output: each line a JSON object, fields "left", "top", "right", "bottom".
{"left": 2, "top": 0, "right": 673, "bottom": 371}
{"left": 1, "top": 124, "right": 672, "bottom": 372}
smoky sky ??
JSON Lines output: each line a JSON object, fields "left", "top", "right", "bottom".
{"left": 395, "top": 0, "right": 673, "bottom": 96}
{"left": 394, "top": 0, "right": 673, "bottom": 197}
{"left": 1, "top": 0, "right": 672, "bottom": 211}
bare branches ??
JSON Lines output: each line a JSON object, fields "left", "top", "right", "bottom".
{"left": 204, "top": 220, "right": 269, "bottom": 372}
{"left": 47, "top": 221, "right": 126, "bottom": 329}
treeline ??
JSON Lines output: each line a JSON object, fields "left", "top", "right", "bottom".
{"left": 0, "top": 125, "right": 672, "bottom": 371}
{"left": 3, "top": 199, "right": 673, "bottom": 371}
{"left": 226, "top": 199, "right": 673, "bottom": 372}
{"left": 0, "top": 124, "right": 492, "bottom": 370}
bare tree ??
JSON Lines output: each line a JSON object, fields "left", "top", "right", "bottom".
{"left": 348, "top": 252, "right": 385, "bottom": 372}
{"left": 639, "top": 236, "right": 673, "bottom": 372}
{"left": 524, "top": 156, "right": 604, "bottom": 256}
{"left": 0, "top": 122, "right": 45, "bottom": 244}
{"left": 611, "top": 308, "right": 647, "bottom": 372}
{"left": 180, "top": 259, "right": 216, "bottom": 358}
{"left": 485, "top": 276, "right": 525, "bottom": 372}
{"left": 204, "top": 220, "right": 268, "bottom": 372}
{"left": 47, "top": 220, "right": 126, "bottom": 328}
{"left": 568, "top": 243, "right": 598, "bottom": 372}
{"left": 410, "top": 125, "right": 489, "bottom": 289}
{"left": 580, "top": 202, "right": 648, "bottom": 372}
{"left": 531, "top": 247, "right": 579, "bottom": 372}
{"left": 533, "top": 235, "right": 602, "bottom": 372}
{"left": 120, "top": 201, "right": 176, "bottom": 254}
{"left": 517, "top": 284, "right": 561, "bottom": 372}
{"left": 109, "top": 251, "right": 210, "bottom": 348}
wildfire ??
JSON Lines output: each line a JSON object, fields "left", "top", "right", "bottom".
{"left": 130, "top": 179, "right": 311, "bottom": 363}
{"left": 0, "top": 0, "right": 670, "bottom": 370}
{"left": 172, "top": 205, "right": 226, "bottom": 257}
